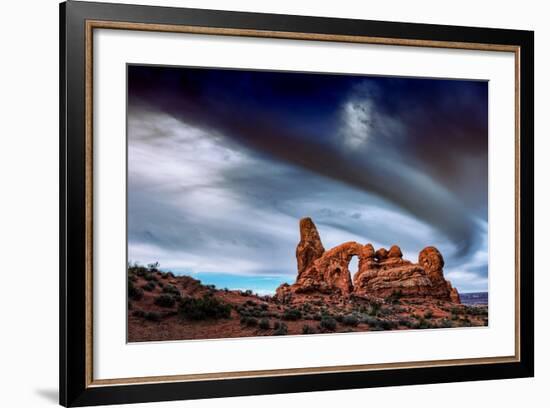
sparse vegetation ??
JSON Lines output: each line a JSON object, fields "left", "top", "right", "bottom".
{"left": 162, "top": 284, "right": 180, "bottom": 296}
{"left": 132, "top": 309, "right": 160, "bottom": 322}
{"left": 273, "top": 322, "right": 288, "bottom": 336}
{"left": 319, "top": 317, "right": 337, "bottom": 332}
{"left": 367, "top": 301, "right": 381, "bottom": 316}
{"left": 438, "top": 318, "right": 452, "bottom": 328}
{"left": 127, "top": 263, "right": 488, "bottom": 342}
{"left": 282, "top": 308, "right": 302, "bottom": 321}
{"left": 179, "top": 295, "right": 231, "bottom": 320}
{"left": 154, "top": 294, "right": 176, "bottom": 308}
{"left": 144, "top": 273, "right": 157, "bottom": 282}
{"left": 145, "top": 311, "right": 161, "bottom": 322}
{"left": 413, "top": 318, "right": 432, "bottom": 329}
{"left": 386, "top": 290, "right": 403, "bottom": 304}
{"left": 259, "top": 318, "right": 270, "bottom": 330}
{"left": 128, "top": 281, "right": 144, "bottom": 301}
{"left": 342, "top": 315, "right": 359, "bottom": 327}
{"left": 142, "top": 281, "right": 156, "bottom": 292}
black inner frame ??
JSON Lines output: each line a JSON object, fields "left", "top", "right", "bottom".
{"left": 60, "top": 1, "right": 534, "bottom": 406}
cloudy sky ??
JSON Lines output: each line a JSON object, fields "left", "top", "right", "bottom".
{"left": 127, "top": 65, "right": 488, "bottom": 294}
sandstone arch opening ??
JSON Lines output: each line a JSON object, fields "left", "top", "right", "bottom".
{"left": 349, "top": 255, "right": 360, "bottom": 282}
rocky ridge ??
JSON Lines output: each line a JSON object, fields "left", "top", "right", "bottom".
{"left": 276, "top": 217, "right": 460, "bottom": 303}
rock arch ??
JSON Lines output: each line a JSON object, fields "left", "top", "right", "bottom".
{"left": 294, "top": 241, "right": 365, "bottom": 296}
{"left": 276, "top": 218, "right": 460, "bottom": 303}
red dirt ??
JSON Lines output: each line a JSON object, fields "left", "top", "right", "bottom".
{"left": 127, "top": 268, "right": 488, "bottom": 343}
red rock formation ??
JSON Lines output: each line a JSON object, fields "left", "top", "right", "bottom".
{"left": 375, "top": 247, "right": 388, "bottom": 261}
{"left": 354, "top": 244, "right": 434, "bottom": 298}
{"left": 276, "top": 218, "right": 461, "bottom": 304}
{"left": 296, "top": 217, "right": 325, "bottom": 279}
{"left": 418, "top": 246, "right": 460, "bottom": 302}
{"left": 387, "top": 245, "right": 403, "bottom": 259}
{"left": 293, "top": 241, "right": 364, "bottom": 296}
{"left": 449, "top": 286, "right": 461, "bottom": 303}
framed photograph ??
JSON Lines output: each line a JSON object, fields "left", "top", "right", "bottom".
{"left": 60, "top": 1, "right": 534, "bottom": 406}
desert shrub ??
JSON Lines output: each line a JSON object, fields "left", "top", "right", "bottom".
{"left": 424, "top": 310, "right": 434, "bottom": 319}
{"left": 245, "top": 300, "right": 257, "bottom": 307}
{"left": 451, "top": 313, "right": 459, "bottom": 321}
{"left": 386, "top": 290, "right": 403, "bottom": 304}
{"left": 450, "top": 306, "right": 462, "bottom": 315}
{"left": 273, "top": 321, "right": 281, "bottom": 330}
{"left": 178, "top": 295, "right": 231, "bottom": 320}
{"left": 162, "top": 284, "right": 180, "bottom": 296}
{"left": 465, "top": 306, "right": 488, "bottom": 316}
{"left": 378, "top": 319, "right": 398, "bottom": 330}
{"left": 245, "top": 317, "right": 258, "bottom": 327}
{"left": 413, "top": 318, "right": 432, "bottom": 329}
{"left": 131, "top": 309, "right": 167, "bottom": 321}
{"left": 302, "top": 324, "right": 316, "bottom": 334}
{"left": 282, "top": 308, "right": 302, "bottom": 321}
{"left": 132, "top": 310, "right": 145, "bottom": 318}
{"left": 398, "top": 318, "right": 413, "bottom": 328}
{"left": 259, "top": 318, "right": 270, "bottom": 330}
{"left": 133, "top": 266, "right": 149, "bottom": 277}
{"left": 378, "top": 307, "right": 393, "bottom": 317}
{"left": 438, "top": 318, "right": 453, "bottom": 328}
{"left": 302, "top": 303, "right": 312, "bottom": 313}
{"left": 249, "top": 308, "right": 263, "bottom": 318}
{"left": 342, "top": 315, "right": 359, "bottom": 327}
{"left": 368, "top": 302, "right": 381, "bottom": 316}
{"left": 313, "top": 313, "right": 322, "bottom": 321}
{"left": 362, "top": 316, "right": 379, "bottom": 326}
{"left": 241, "top": 289, "right": 253, "bottom": 297}
{"left": 154, "top": 294, "right": 176, "bottom": 308}
{"left": 273, "top": 322, "right": 288, "bottom": 336}
{"left": 319, "top": 317, "right": 337, "bottom": 332}
{"left": 335, "top": 314, "right": 344, "bottom": 323}
{"left": 142, "top": 281, "right": 156, "bottom": 292}
{"left": 128, "top": 281, "right": 144, "bottom": 301}
{"left": 144, "top": 272, "right": 158, "bottom": 282}
{"left": 145, "top": 311, "right": 161, "bottom": 322}
{"left": 260, "top": 303, "right": 268, "bottom": 311}
{"left": 147, "top": 261, "right": 160, "bottom": 272}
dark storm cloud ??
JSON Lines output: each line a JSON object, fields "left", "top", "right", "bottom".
{"left": 128, "top": 66, "right": 487, "bottom": 256}
{"left": 127, "top": 65, "right": 488, "bottom": 292}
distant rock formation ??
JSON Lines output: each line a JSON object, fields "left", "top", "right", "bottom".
{"left": 276, "top": 217, "right": 460, "bottom": 303}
